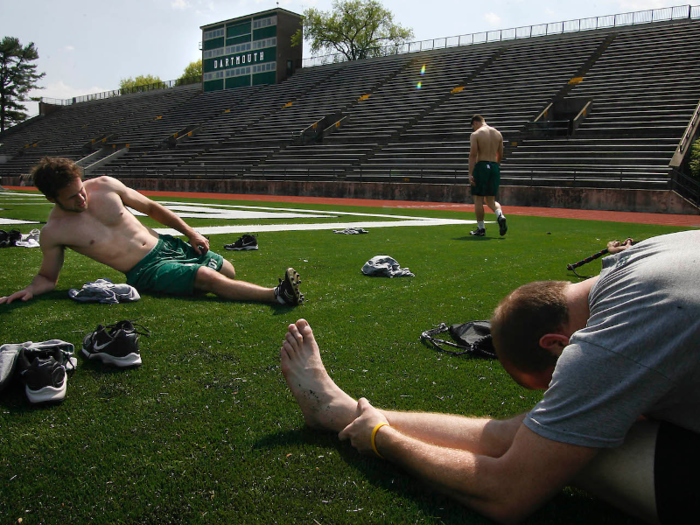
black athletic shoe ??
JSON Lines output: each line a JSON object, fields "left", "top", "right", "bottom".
{"left": 274, "top": 268, "right": 304, "bottom": 305}
{"left": 498, "top": 215, "right": 508, "bottom": 236}
{"left": 225, "top": 234, "right": 258, "bottom": 251}
{"left": 16, "top": 347, "right": 72, "bottom": 404}
{"left": 8, "top": 230, "right": 21, "bottom": 246}
{"left": 82, "top": 320, "right": 150, "bottom": 368}
{"left": 0, "top": 229, "right": 22, "bottom": 247}
{"left": 470, "top": 228, "right": 486, "bottom": 237}
{"left": 0, "top": 229, "right": 11, "bottom": 248}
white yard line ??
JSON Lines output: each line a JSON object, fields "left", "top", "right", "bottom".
{"left": 0, "top": 219, "right": 41, "bottom": 225}
{"left": 2, "top": 198, "right": 481, "bottom": 232}
{"left": 0, "top": 192, "right": 45, "bottom": 198}
{"left": 155, "top": 218, "right": 478, "bottom": 236}
{"left": 151, "top": 202, "right": 478, "bottom": 235}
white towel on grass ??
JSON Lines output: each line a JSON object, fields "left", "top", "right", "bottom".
{"left": 69, "top": 278, "right": 140, "bottom": 304}
{"left": 362, "top": 255, "right": 414, "bottom": 278}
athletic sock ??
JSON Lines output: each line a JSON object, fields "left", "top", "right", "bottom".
{"left": 477, "top": 221, "right": 485, "bottom": 229}
{"left": 496, "top": 209, "right": 504, "bottom": 219}
{"left": 274, "top": 285, "right": 286, "bottom": 305}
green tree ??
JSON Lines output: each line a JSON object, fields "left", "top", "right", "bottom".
{"left": 119, "top": 74, "right": 166, "bottom": 93}
{"left": 690, "top": 138, "right": 700, "bottom": 181}
{"left": 292, "top": 0, "right": 414, "bottom": 61}
{"left": 177, "top": 59, "right": 202, "bottom": 85}
{"left": 0, "top": 36, "right": 45, "bottom": 132}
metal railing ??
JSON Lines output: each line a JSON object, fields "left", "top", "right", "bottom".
{"left": 38, "top": 5, "right": 700, "bottom": 104}
{"left": 501, "top": 167, "right": 668, "bottom": 183}
{"left": 671, "top": 99, "right": 700, "bottom": 167}
{"left": 40, "top": 76, "right": 202, "bottom": 107}
{"left": 303, "top": 4, "right": 700, "bottom": 67}
{"left": 82, "top": 163, "right": 695, "bottom": 196}
{"left": 669, "top": 168, "right": 700, "bottom": 207}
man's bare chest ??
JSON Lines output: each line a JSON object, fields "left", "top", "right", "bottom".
{"left": 57, "top": 198, "right": 136, "bottom": 249}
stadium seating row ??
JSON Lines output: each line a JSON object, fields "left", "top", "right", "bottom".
{"left": 1, "top": 18, "right": 699, "bottom": 192}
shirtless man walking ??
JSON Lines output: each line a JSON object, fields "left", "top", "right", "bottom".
{"left": 468, "top": 115, "right": 507, "bottom": 237}
{"left": 0, "top": 157, "right": 303, "bottom": 306}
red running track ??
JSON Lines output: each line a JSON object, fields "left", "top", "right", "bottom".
{"left": 6, "top": 186, "right": 700, "bottom": 228}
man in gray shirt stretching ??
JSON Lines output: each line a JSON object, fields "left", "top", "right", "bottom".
{"left": 280, "top": 230, "right": 699, "bottom": 524}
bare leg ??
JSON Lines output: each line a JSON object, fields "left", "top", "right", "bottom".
{"left": 473, "top": 195, "right": 485, "bottom": 223}
{"left": 280, "top": 322, "right": 659, "bottom": 523}
{"left": 280, "top": 319, "right": 525, "bottom": 456}
{"left": 484, "top": 196, "right": 502, "bottom": 215}
{"left": 280, "top": 319, "right": 357, "bottom": 432}
{"left": 194, "top": 266, "right": 276, "bottom": 302}
{"left": 219, "top": 259, "right": 236, "bottom": 279}
{"left": 572, "top": 420, "right": 659, "bottom": 524}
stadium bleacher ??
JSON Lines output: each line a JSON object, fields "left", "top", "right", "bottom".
{"left": 0, "top": 83, "right": 201, "bottom": 179}
{"left": 343, "top": 31, "right": 606, "bottom": 182}
{"left": 504, "top": 20, "right": 700, "bottom": 189}
{"left": 0, "top": 13, "right": 699, "bottom": 211}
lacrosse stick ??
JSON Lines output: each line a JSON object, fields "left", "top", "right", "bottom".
{"left": 567, "top": 239, "right": 636, "bottom": 278}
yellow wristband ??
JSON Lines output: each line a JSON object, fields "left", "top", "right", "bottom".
{"left": 371, "top": 422, "right": 390, "bottom": 459}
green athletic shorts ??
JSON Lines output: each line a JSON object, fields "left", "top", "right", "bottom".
{"left": 471, "top": 161, "right": 501, "bottom": 196}
{"left": 124, "top": 234, "right": 224, "bottom": 295}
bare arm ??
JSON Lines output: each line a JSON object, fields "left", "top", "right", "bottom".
{"left": 340, "top": 399, "right": 598, "bottom": 524}
{"left": 469, "top": 136, "right": 479, "bottom": 175}
{"left": 469, "top": 134, "right": 479, "bottom": 185}
{"left": 0, "top": 234, "right": 65, "bottom": 305}
{"left": 112, "top": 178, "right": 209, "bottom": 253}
{"left": 381, "top": 410, "right": 526, "bottom": 457}
{"left": 496, "top": 133, "right": 504, "bottom": 163}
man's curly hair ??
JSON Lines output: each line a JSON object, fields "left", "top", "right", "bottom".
{"left": 31, "top": 157, "right": 83, "bottom": 199}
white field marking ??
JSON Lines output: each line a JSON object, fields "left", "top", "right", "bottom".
{"left": 144, "top": 201, "right": 461, "bottom": 222}
{"left": 0, "top": 195, "right": 47, "bottom": 202}
{"left": 0, "top": 218, "right": 41, "bottom": 225}
{"left": 0, "top": 192, "right": 50, "bottom": 205}
{"left": 145, "top": 201, "right": 481, "bottom": 235}
{"left": 0, "top": 198, "right": 482, "bottom": 231}
{"left": 0, "top": 192, "right": 47, "bottom": 224}
{"left": 0, "top": 192, "right": 45, "bottom": 197}
{"left": 155, "top": 218, "right": 480, "bottom": 236}
{"left": 130, "top": 204, "right": 337, "bottom": 220}
{"left": 136, "top": 201, "right": 479, "bottom": 234}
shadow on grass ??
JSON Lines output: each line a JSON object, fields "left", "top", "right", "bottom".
{"left": 0, "top": 354, "right": 139, "bottom": 411}
{"left": 453, "top": 235, "right": 503, "bottom": 242}
{"left": 254, "top": 427, "right": 645, "bottom": 525}
{"left": 0, "top": 380, "right": 65, "bottom": 412}
{"left": 140, "top": 291, "right": 303, "bottom": 315}
{"left": 78, "top": 356, "right": 143, "bottom": 375}
{"left": 254, "top": 427, "right": 489, "bottom": 524}
{"left": 0, "top": 289, "right": 68, "bottom": 312}
{"left": 0, "top": 285, "right": 302, "bottom": 314}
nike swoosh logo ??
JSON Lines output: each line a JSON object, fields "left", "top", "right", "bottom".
{"left": 93, "top": 341, "right": 112, "bottom": 350}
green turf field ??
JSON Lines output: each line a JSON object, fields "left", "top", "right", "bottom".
{"left": 1, "top": 190, "right": 691, "bottom": 524}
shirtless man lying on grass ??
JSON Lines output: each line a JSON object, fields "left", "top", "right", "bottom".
{"left": 0, "top": 157, "right": 303, "bottom": 306}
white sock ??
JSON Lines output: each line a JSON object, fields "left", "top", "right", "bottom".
{"left": 496, "top": 209, "right": 504, "bottom": 219}
{"left": 477, "top": 221, "right": 485, "bottom": 229}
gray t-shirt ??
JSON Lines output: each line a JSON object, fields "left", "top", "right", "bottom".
{"left": 524, "top": 230, "right": 700, "bottom": 448}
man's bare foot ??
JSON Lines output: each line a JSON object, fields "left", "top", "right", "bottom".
{"left": 280, "top": 319, "right": 357, "bottom": 433}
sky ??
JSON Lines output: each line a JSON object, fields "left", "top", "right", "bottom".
{"left": 0, "top": 0, "right": 688, "bottom": 117}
